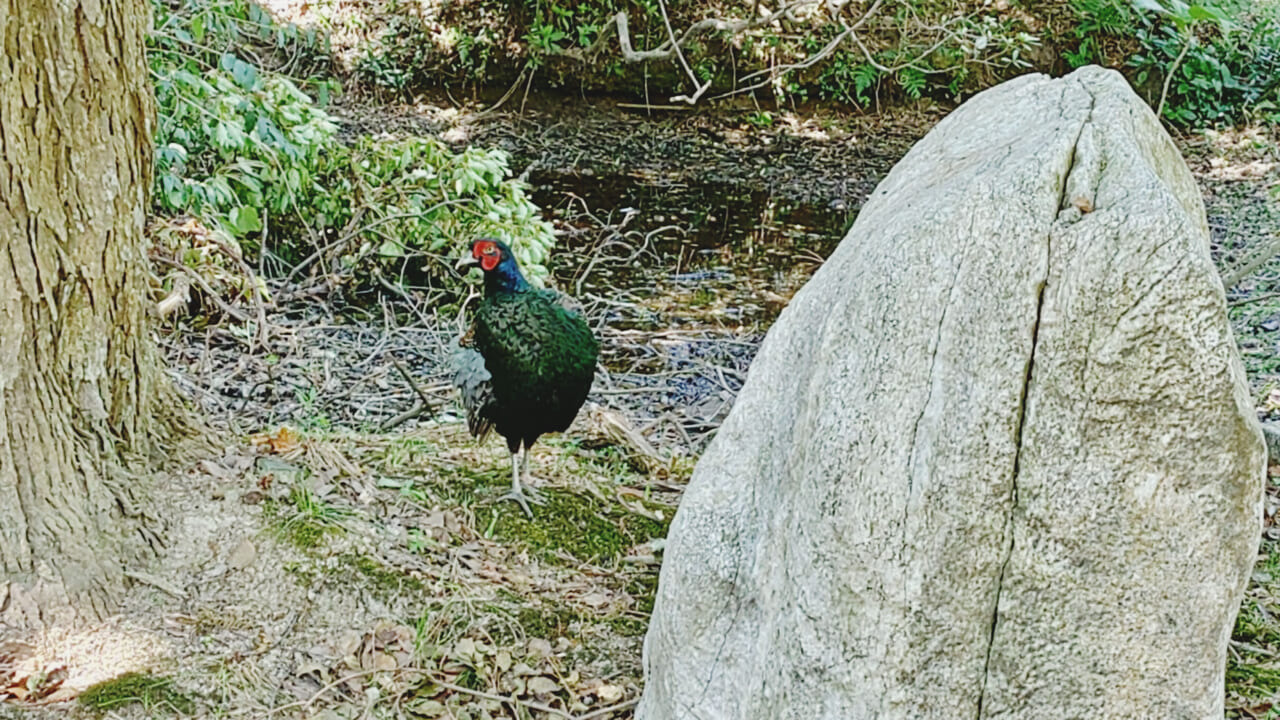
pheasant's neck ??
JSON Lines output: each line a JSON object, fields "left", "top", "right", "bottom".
{"left": 484, "top": 263, "right": 530, "bottom": 295}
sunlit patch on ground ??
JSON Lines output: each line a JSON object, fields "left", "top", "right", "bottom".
{"left": 0, "top": 620, "right": 171, "bottom": 706}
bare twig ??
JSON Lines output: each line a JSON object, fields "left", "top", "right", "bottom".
{"left": 596, "top": 0, "right": 820, "bottom": 66}
{"left": 380, "top": 358, "right": 443, "bottom": 432}
{"left": 1158, "top": 31, "right": 1194, "bottom": 122}
{"left": 577, "top": 698, "right": 641, "bottom": 719}
{"left": 476, "top": 65, "right": 531, "bottom": 118}
{"left": 393, "top": 357, "right": 439, "bottom": 419}
{"left": 152, "top": 257, "right": 254, "bottom": 325}
{"left": 427, "top": 676, "right": 574, "bottom": 719}
{"left": 654, "top": 0, "right": 709, "bottom": 104}
{"left": 123, "top": 569, "right": 188, "bottom": 599}
{"left": 1223, "top": 233, "right": 1280, "bottom": 289}
{"left": 1230, "top": 290, "right": 1280, "bottom": 308}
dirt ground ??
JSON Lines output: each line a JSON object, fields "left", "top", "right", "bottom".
{"left": 3, "top": 100, "right": 1279, "bottom": 719}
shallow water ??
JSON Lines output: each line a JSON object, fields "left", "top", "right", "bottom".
{"left": 532, "top": 169, "right": 855, "bottom": 331}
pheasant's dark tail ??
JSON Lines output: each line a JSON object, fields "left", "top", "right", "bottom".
{"left": 450, "top": 345, "right": 496, "bottom": 440}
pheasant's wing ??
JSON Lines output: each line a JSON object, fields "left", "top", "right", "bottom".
{"left": 449, "top": 344, "right": 496, "bottom": 440}
{"left": 546, "top": 288, "right": 585, "bottom": 315}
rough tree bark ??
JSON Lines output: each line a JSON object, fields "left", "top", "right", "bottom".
{"left": 0, "top": 0, "right": 186, "bottom": 626}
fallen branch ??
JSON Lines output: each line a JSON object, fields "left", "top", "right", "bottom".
{"left": 380, "top": 358, "right": 443, "bottom": 432}
{"left": 1223, "top": 232, "right": 1280, "bottom": 289}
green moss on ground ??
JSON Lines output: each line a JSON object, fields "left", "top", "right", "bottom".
{"left": 485, "top": 489, "right": 667, "bottom": 565}
{"left": 78, "top": 672, "right": 194, "bottom": 715}
{"left": 344, "top": 553, "right": 427, "bottom": 597}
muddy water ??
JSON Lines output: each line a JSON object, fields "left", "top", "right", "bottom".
{"left": 532, "top": 171, "right": 856, "bottom": 331}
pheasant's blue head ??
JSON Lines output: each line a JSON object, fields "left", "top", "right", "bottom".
{"left": 460, "top": 238, "right": 528, "bottom": 294}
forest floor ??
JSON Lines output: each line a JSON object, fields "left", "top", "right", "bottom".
{"left": 3, "top": 102, "right": 1280, "bottom": 720}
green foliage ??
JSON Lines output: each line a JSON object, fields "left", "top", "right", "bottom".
{"left": 814, "top": 56, "right": 880, "bottom": 107}
{"left": 152, "top": 65, "right": 338, "bottom": 239}
{"left": 1064, "top": 0, "right": 1137, "bottom": 67}
{"left": 526, "top": 21, "right": 570, "bottom": 63}
{"left": 794, "top": 12, "right": 1038, "bottom": 108}
{"left": 78, "top": 672, "right": 194, "bottom": 715}
{"left": 339, "top": 0, "right": 1055, "bottom": 108}
{"left": 1068, "top": 0, "right": 1280, "bottom": 126}
{"left": 520, "top": 0, "right": 665, "bottom": 85}
{"left": 806, "top": 26, "right": 882, "bottom": 108}
{"left": 314, "top": 136, "right": 555, "bottom": 281}
{"left": 149, "top": 0, "right": 556, "bottom": 295}
{"left": 897, "top": 66, "right": 928, "bottom": 100}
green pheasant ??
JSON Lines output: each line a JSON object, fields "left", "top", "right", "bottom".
{"left": 451, "top": 238, "right": 599, "bottom": 516}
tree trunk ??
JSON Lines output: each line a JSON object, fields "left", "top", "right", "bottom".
{"left": 0, "top": 0, "right": 184, "bottom": 626}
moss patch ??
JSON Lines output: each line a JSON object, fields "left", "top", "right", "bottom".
{"left": 601, "top": 612, "right": 649, "bottom": 638}
{"left": 513, "top": 597, "right": 648, "bottom": 640}
{"left": 343, "top": 553, "right": 427, "bottom": 597}
{"left": 261, "top": 487, "right": 348, "bottom": 551}
{"left": 443, "top": 465, "right": 513, "bottom": 506}
{"left": 624, "top": 572, "right": 660, "bottom": 615}
{"left": 78, "top": 672, "right": 194, "bottom": 715}
{"left": 515, "top": 603, "right": 582, "bottom": 639}
{"left": 486, "top": 489, "right": 667, "bottom": 565}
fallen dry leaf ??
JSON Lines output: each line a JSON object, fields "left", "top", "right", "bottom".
{"left": 526, "top": 675, "right": 559, "bottom": 696}
{"left": 252, "top": 426, "right": 301, "bottom": 454}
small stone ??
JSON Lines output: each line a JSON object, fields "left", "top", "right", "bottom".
{"left": 228, "top": 539, "right": 256, "bottom": 570}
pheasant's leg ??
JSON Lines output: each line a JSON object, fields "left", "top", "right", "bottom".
{"left": 499, "top": 448, "right": 545, "bottom": 517}
{"left": 518, "top": 448, "right": 546, "bottom": 504}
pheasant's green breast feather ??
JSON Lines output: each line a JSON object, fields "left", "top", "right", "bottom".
{"left": 471, "top": 287, "right": 598, "bottom": 437}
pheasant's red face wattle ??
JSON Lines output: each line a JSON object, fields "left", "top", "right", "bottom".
{"left": 473, "top": 240, "right": 502, "bottom": 271}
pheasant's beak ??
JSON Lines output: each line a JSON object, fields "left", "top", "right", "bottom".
{"left": 456, "top": 256, "right": 481, "bottom": 271}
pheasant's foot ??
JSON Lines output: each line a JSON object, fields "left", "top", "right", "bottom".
{"left": 498, "top": 485, "right": 547, "bottom": 518}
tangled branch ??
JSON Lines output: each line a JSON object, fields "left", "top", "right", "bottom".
{"left": 579, "top": 0, "right": 833, "bottom": 104}
{"left": 562, "top": 0, "right": 1034, "bottom": 107}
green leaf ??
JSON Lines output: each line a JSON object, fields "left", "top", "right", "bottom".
{"left": 231, "top": 59, "right": 258, "bottom": 89}
{"left": 229, "top": 205, "right": 262, "bottom": 234}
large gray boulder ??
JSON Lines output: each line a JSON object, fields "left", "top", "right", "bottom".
{"left": 639, "top": 66, "right": 1264, "bottom": 720}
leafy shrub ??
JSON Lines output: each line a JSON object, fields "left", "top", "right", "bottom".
{"left": 152, "top": 64, "right": 339, "bottom": 240}
{"left": 149, "top": 0, "right": 555, "bottom": 299}
{"left": 311, "top": 137, "right": 554, "bottom": 282}
{"left": 1068, "top": 0, "right": 1280, "bottom": 126}
{"left": 1064, "top": 0, "right": 1140, "bottom": 67}
{"left": 354, "top": 10, "right": 503, "bottom": 97}
{"left": 340, "top": 0, "right": 1043, "bottom": 109}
